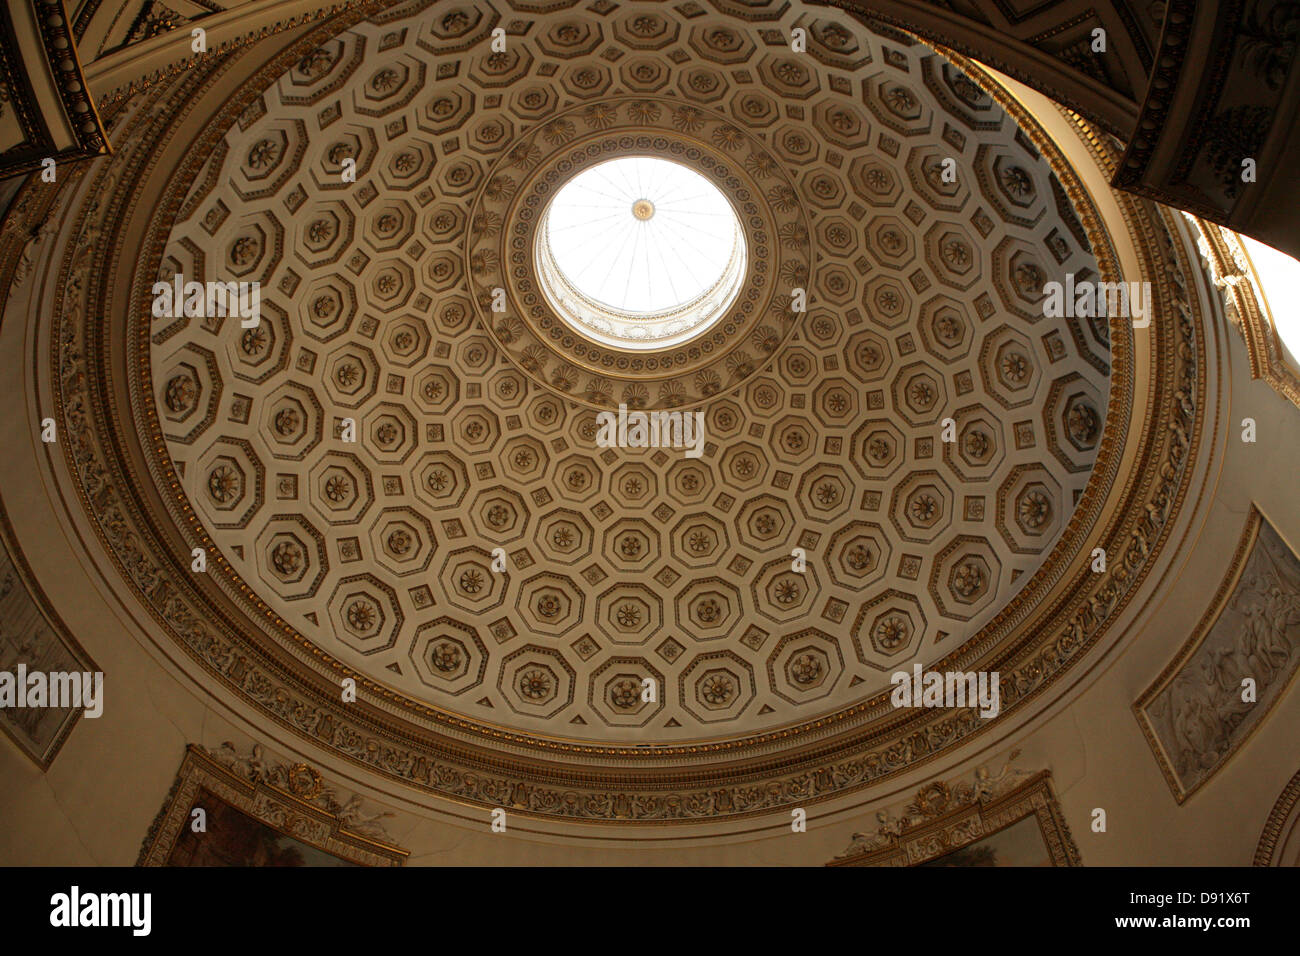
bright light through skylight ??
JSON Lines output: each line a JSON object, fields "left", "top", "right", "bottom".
{"left": 535, "top": 156, "right": 748, "bottom": 350}
{"left": 544, "top": 156, "right": 740, "bottom": 313}
{"left": 1240, "top": 235, "right": 1300, "bottom": 366}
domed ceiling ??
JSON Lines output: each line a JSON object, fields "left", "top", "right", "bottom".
{"left": 38, "top": 0, "right": 1221, "bottom": 827}
{"left": 146, "top": 0, "right": 1111, "bottom": 743}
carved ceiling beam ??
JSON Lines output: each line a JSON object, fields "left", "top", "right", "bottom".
{"left": 823, "top": 0, "right": 1153, "bottom": 138}
{"left": 0, "top": 0, "right": 109, "bottom": 181}
{"left": 1114, "top": 0, "right": 1300, "bottom": 260}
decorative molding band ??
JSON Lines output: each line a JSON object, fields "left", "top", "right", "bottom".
{"left": 1114, "top": 0, "right": 1299, "bottom": 225}
{"left": 35, "top": 0, "right": 110, "bottom": 155}
{"left": 1112, "top": 0, "right": 1196, "bottom": 193}
{"left": 93, "top": 1, "right": 382, "bottom": 113}
{"left": 1254, "top": 765, "right": 1300, "bottom": 866}
{"left": 827, "top": 0, "right": 1146, "bottom": 138}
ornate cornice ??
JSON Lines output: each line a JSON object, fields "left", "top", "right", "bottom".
{"left": 1114, "top": 0, "right": 1299, "bottom": 225}
{"left": 824, "top": 0, "right": 1144, "bottom": 138}
{"left": 1112, "top": 0, "right": 1195, "bottom": 193}
{"left": 0, "top": 0, "right": 109, "bottom": 178}
{"left": 35, "top": 0, "right": 110, "bottom": 155}
{"left": 94, "top": 1, "right": 382, "bottom": 115}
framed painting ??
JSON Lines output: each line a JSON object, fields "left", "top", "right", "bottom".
{"left": 828, "top": 769, "right": 1081, "bottom": 867}
{"left": 138, "top": 745, "right": 408, "bottom": 867}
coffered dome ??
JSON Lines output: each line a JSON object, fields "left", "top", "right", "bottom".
{"left": 145, "top": 0, "right": 1110, "bottom": 746}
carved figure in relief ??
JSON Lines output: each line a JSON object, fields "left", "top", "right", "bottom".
{"left": 1158, "top": 522, "right": 1300, "bottom": 784}
{"left": 1169, "top": 671, "right": 1222, "bottom": 771}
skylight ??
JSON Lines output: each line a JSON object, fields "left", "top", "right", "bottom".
{"left": 1240, "top": 234, "right": 1300, "bottom": 368}
{"left": 535, "top": 156, "right": 746, "bottom": 351}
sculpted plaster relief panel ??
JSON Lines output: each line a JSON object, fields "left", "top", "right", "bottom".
{"left": 1138, "top": 508, "right": 1300, "bottom": 803}
{"left": 0, "top": 500, "right": 99, "bottom": 768}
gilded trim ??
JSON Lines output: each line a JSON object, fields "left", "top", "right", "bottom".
{"left": 1254, "top": 766, "right": 1300, "bottom": 866}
